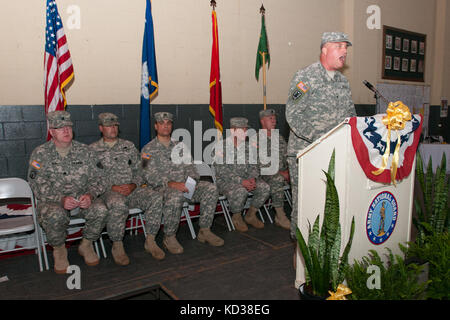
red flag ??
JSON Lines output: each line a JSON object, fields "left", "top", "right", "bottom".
{"left": 209, "top": 10, "right": 223, "bottom": 133}
{"left": 44, "top": 0, "right": 74, "bottom": 140}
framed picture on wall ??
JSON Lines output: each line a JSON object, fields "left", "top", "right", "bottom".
{"left": 402, "top": 58, "right": 409, "bottom": 72}
{"left": 385, "top": 56, "right": 392, "bottom": 70}
{"left": 386, "top": 35, "right": 393, "bottom": 49}
{"left": 394, "top": 37, "right": 401, "bottom": 51}
{"left": 410, "top": 59, "right": 417, "bottom": 72}
{"left": 393, "top": 57, "right": 400, "bottom": 71}
{"left": 402, "top": 39, "right": 410, "bottom": 53}
{"left": 382, "top": 26, "right": 426, "bottom": 82}
{"left": 411, "top": 40, "right": 417, "bottom": 54}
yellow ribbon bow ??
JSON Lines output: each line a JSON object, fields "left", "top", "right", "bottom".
{"left": 326, "top": 284, "right": 352, "bottom": 300}
{"left": 372, "top": 101, "right": 412, "bottom": 186}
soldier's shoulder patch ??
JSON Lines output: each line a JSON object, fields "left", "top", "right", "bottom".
{"left": 296, "top": 81, "right": 309, "bottom": 93}
{"left": 31, "top": 160, "right": 41, "bottom": 170}
{"left": 142, "top": 153, "right": 151, "bottom": 160}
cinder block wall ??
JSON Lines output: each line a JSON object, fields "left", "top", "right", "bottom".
{"left": 0, "top": 104, "right": 374, "bottom": 180}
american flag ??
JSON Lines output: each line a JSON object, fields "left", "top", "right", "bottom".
{"left": 44, "top": 0, "right": 74, "bottom": 140}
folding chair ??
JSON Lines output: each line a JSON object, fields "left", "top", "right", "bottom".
{"left": 0, "top": 178, "right": 47, "bottom": 271}
{"left": 196, "top": 162, "right": 234, "bottom": 231}
{"left": 125, "top": 206, "right": 195, "bottom": 240}
{"left": 126, "top": 208, "right": 147, "bottom": 237}
{"left": 181, "top": 203, "right": 196, "bottom": 239}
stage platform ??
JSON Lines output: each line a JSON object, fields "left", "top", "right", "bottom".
{"left": 0, "top": 204, "right": 298, "bottom": 300}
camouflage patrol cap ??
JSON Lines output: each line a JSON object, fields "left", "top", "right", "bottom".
{"left": 321, "top": 32, "right": 352, "bottom": 48}
{"left": 259, "top": 109, "right": 276, "bottom": 119}
{"left": 230, "top": 117, "right": 249, "bottom": 128}
{"left": 98, "top": 112, "right": 120, "bottom": 126}
{"left": 154, "top": 112, "right": 173, "bottom": 122}
{"left": 47, "top": 110, "right": 73, "bottom": 129}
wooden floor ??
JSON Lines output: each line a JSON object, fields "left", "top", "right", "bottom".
{"left": 0, "top": 205, "right": 299, "bottom": 300}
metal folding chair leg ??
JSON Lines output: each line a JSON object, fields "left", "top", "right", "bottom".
{"left": 182, "top": 205, "right": 196, "bottom": 239}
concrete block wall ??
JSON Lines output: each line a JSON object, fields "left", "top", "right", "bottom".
{"left": 0, "top": 103, "right": 375, "bottom": 180}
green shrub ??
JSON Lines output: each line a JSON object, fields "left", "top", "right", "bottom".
{"left": 345, "top": 248, "right": 429, "bottom": 300}
{"left": 403, "top": 232, "right": 450, "bottom": 300}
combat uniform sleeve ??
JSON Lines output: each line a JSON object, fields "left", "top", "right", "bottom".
{"left": 279, "top": 135, "right": 288, "bottom": 171}
{"left": 285, "top": 70, "right": 316, "bottom": 143}
{"left": 27, "top": 147, "right": 61, "bottom": 203}
{"left": 342, "top": 78, "right": 357, "bottom": 117}
{"left": 141, "top": 145, "right": 168, "bottom": 189}
{"left": 130, "top": 144, "right": 145, "bottom": 187}
{"left": 176, "top": 141, "right": 200, "bottom": 182}
{"left": 86, "top": 151, "right": 107, "bottom": 199}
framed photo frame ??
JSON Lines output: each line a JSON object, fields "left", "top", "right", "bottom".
{"left": 386, "top": 35, "right": 393, "bottom": 49}
{"left": 382, "top": 26, "right": 426, "bottom": 82}
{"left": 410, "top": 59, "right": 417, "bottom": 72}
{"left": 402, "top": 39, "right": 410, "bottom": 53}
{"left": 411, "top": 40, "right": 417, "bottom": 54}
{"left": 393, "top": 57, "right": 401, "bottom": 71}
{"left": 385, "top": 56, "right": 392, "bottom": 70}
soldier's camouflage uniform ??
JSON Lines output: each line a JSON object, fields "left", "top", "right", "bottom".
{"left": 141, "top": 138, "right": 219, "bottom": 236}
{"left": 213, "top": 136, "right": 270, "bottom": 214}
{"left": 28, "top": 140, "right": 108, "bottom": 247}
{"left": 258, "top": 131, "right": 289, "bottom": 209}
{"left": 285, "top": 61, "right": 356, "bottom": 238}
{"left": 89, "top": 138, "right": 162, "bottom": 242}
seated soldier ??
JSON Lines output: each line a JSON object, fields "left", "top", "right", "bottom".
{"left": 28, "top": 111, "right": 108, "bottom": 274}
{"left": 141, "top": 112, "right": 224, "bottom": 259}
{"left": 258, "top": 109, "right": 290, "bottom": 230}
{"left": 89, "top": 112, "right": 163, "bottom": 265}
{"left": 213, "top": 117, "right": 270, "bottom": 232}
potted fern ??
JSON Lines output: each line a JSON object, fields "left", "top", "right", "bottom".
{"left": 296, "top": 150, "right": 355, "bottom": 299}
{"left": 414, "top": 151, "right": 449, "bottom": 244}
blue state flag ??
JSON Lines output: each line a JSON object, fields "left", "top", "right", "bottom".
{"left": 140, "top": 0, "right": 158, "bottom": 150}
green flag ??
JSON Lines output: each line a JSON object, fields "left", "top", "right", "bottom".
{"left": 255, "top": 14, "right": 270, "bottom": 81}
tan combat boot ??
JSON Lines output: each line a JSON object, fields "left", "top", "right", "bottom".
{"left": 112, "top": 241, "right": 130, "bottom": 266}
{"left": 197, "top": 228, "right": 224, "bottom": 247}
{"left": 163, "top": 235, "right": 184, "bottom": 254}
{"left": 274, "top": 207, "right": 291, "bottom": 230}
{"left": 53, "top": 244, "right": 69, "bottom": 274}
{"left": 244, "top": 207, "right": 264, "bottom": 229}
{"left": 231, "top": 213, "right": 248, "bottom": 232}
{"left": 144, "top": 234, "right": 165, "bottom": 260}
{"left": 78, "top": 238, "right": 100, "bottom": 266}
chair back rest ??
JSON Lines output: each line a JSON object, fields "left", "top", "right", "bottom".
{"left": 0, "top": 178, "right": 33, "bottom": 200}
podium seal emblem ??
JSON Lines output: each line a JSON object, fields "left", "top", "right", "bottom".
{"left": 366, "top": 191, "right": 398, "bottom": 245}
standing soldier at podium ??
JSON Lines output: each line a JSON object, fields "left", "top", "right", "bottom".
{"left": 285, "top": 32, "right": 356, "bottom": 244}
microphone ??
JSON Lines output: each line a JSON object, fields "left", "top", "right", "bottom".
{"left": 363, "top": 80, "right": 376, "bottom": 92}
{"left": 363, "top": 80, "right": 389, "bottom": 104}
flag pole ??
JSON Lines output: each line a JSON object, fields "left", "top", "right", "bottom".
{"left": 260, "top": 5, "right": 267, "bottom": 110}
{"left": 262, "top": 52, "right": 267, "bottom": 110}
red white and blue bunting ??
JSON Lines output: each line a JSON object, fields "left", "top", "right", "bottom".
{"left": 349, "top": 114, "right": 423, "bottom": 184}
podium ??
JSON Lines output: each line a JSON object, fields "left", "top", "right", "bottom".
{"left": 294, "top": 117, "right": 421, "bottom": 289}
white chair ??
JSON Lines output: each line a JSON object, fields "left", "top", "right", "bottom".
{"left": 126, "top": 208, "right": 147, "bottom": 237}
{"left": 196, "top": 162, "right": 234, "bottom": 231}
{"left": 181, "top": 203, "right": 197, "bottom": 239}
{"left": 125, "top": 206, "right": 195, "bottom": 240}
{"left": 0, "top": 178, "right": 47, "bottom": 271}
